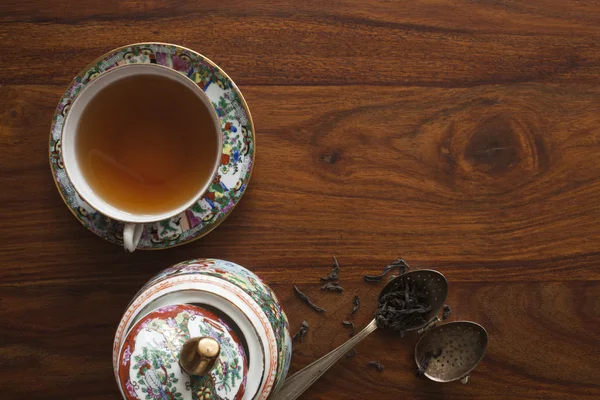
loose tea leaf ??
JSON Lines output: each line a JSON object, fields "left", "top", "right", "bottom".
{"left": 346, "top": 349, "right": 356, "bottom": 358}
{"left": 292, "top": 320, "right": 310, "bottom": 343}
{"left": 375, "top": 276, "right": 431, "bottom": 333}
{"left": 342, "top": 320, "right": 355, "bottom": 336}
{"left": 320, "top": 256, "right": 340, "bottom": 281}
{"left": 442, "top": 304, "right": 452, "bottom": 320}
{"left": 364, "top": 258, "right": 410, "bottom": 282}
{"left": 351, "top": 295, "right": 360, "bottom": 315}
{"left": 321, "top": 282, "right": 343, "bottom": 292}
{"left": 368, "top": 361, "right": 384, "bottom": 372}
{"left": 416, "top": 349, "right": 442, "bottom": 378}
{"left": 294, "top": 285, "right": 327, "bottom": 313}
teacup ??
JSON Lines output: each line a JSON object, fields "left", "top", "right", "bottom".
{"left": 61, "top": 63, "right": 222, "bottom": 252}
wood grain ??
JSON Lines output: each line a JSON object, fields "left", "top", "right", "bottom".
{"left": 1, "top": 1, "right": 600, "bottom": 87}
{"left": 1, "top": 1, "right": 599, "bottom": 399}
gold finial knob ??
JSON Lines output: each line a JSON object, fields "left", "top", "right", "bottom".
{"left": 179, "top": 337, "right": 220, "bottom": 376}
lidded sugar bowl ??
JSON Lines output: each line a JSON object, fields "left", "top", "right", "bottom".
{"left": 113, "top": 259, "right": 292, "bottom": 400}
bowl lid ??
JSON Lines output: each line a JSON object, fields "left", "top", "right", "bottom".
{"left": 117, "top": 304, "right": 248, "bottom": 400}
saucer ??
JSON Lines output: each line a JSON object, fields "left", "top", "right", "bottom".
{"left": 49, "top": 43, "right": 255, "bottom": 250}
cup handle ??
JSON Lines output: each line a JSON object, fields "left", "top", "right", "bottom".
{"left": 123, "top": 223, "right": 144, "bottom": 252}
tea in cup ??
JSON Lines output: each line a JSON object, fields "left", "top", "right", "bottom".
{"left": 61, "top": 64, "right": 222, "bottom": 251}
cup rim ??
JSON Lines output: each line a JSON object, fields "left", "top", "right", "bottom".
{"left": 61, "top": 63, "right": 223, "bottom": 224}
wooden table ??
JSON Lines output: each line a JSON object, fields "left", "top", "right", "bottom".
{"left": 1, "top": 1, "right": 599, "bottom": 398}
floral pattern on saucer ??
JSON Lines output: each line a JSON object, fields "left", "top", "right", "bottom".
{"left": 49, "top": 43, "right": 255, "bottom": 249}
{"left": 119, "top": 304, "right": 247, "bottom": 400}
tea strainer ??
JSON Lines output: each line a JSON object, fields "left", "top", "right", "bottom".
{"left": 415, "top": 321, "right": 488, "bottom": 383}
{"left": 272, "top": 269, "right": 488, "bottom": 400}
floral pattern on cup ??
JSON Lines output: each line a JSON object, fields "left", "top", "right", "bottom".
{"left": 49, "top": 43, "right": 255, "bottom": 249}
{"left": 135, "top": 259, "right": 292, "bottom": 394}
{"left": 119, "top": 304, "right": 247, "bottom": 400}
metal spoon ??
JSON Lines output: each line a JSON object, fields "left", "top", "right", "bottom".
{"left": 272, "top": 270, "right": 448, "bottom": 400}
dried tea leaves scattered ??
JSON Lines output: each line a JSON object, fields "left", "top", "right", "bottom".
{"left": 321, "top": 282, "right": 343, "bottom": 292}
{"left": 320, "top": 256, "right": 340, "bottom": 281}
{"left": 375, "top": 276, "right": 431, "bottom": 333}
{"left": 294, "top": 285, "right": 327, "bottom": 313}
{"left": 342, "top": 320, "right": 355, "bottom": 336}
{"left": 346, "top": 349, "right": 356, "bottom": 358}
{"left": 442, "top": 304, "right": 452, "bottom": 320}
{"left": 368, "top": 361, "right": 385, "bottom": 372}
{"left": 292, "top": 320, "right": 310, "bottom": 343}
{"left": 416, "top": 349, "right": 442, "bottom": 378}
{"left": 351, "top": 295, "right": 360, "bottom": 315}
{"left": 364, "top": 258, "right": 411, "bottom": 283}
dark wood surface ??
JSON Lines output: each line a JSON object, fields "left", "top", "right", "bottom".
{"left": 1, "top": 1, "right": 600, "bottom": 399}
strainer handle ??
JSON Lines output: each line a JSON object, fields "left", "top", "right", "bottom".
{"left": 272, "top": 319, "right": 378, "bottom": 400}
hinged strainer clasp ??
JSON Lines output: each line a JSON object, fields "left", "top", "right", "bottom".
{"left": 417, "top": 316, "right": 440, "bottom": 335}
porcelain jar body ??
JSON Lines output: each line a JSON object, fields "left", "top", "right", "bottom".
{"left": 114, "top": 259, "right": 292, "bottom": 400}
